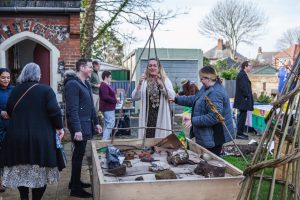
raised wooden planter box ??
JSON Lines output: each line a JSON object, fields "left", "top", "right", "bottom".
{"left": 92, "top": 138, "right": 244, "bottom": 200}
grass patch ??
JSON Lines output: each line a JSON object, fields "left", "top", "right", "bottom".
{"left": 222, "top": 155, "right": 250, "bottom": 171}
{"left": 222, "top": 155, "right": 292, "bottom": 200}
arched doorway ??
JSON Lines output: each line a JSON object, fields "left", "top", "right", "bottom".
{"left": 34, "top": 43, "right": 50, "bottom": 85}
{"left": 0, "top": 31, "right": 60, "bottom": 94}
{"left": 7, "top": 40, "right": 50, "bottom": 85}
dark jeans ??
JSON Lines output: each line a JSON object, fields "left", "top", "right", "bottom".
{"left": 18, "top": 185, "right": 47, "bottom": 200}
{"left": 70, "top": 140, "right": 87, "bottom": 189}
{"left": 207, "top": 145, "right": 223, "bottom": 156}
{"left": 237, "top": 110, "right": 247, "bottom": 135}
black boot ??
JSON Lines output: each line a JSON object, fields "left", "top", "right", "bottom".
{"left": 70, "top": 188, "right": 93, "bottom": 198}
{"left": 68, "top": 181, "right": 91, "bottom": 189}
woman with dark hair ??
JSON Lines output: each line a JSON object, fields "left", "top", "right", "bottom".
{"left": 0, "top": 68, "right": 13, "bottom": 193}
{"left": 171, "top": 66, "right": 235, "bottom": 156}
{"left": 1, "top": 63, "right": 64, "bottom": 200}
{"left": 233, "top": 61, "right": 254, "bottom": 140}
{"left": 132, "top": 58, "right": 176, "bottom": 138}
{"left": 99, "top": 70, "right": 117, "bottom": 140}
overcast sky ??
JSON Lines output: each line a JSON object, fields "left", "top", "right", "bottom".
{"left": 122, "top": 0, "right": 300, "bottom": 59}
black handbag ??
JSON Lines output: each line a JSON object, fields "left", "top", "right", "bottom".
{"left": 115, "top": 114, "right": 131, "bottom": 136}
{"left": 56, "top": 134, "right": 67, "bottom": 171}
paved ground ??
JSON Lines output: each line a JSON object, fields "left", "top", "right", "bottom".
{"left": 0, "top": 142, "right": 93, "bottom": 200}
{"left": 0, "top": 114, "right": 139, "bottom": 200}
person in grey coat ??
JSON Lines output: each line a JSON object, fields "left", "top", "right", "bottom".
{"left": 172, "top": 66, "right": 235, "bottom": 156}
{"left": 64, "top": 58, "right": 102, "bottom": 198}
{"left": 89, "top": 60, "right": 101, "bottom": 109}
{"left": 233, "top": 61, "right": 254, "bottom": 140}
{"left": 90, "top": 60, "right": 101, "bottom": 95}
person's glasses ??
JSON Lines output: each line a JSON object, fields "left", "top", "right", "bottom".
{"left": 200, "top": 76, "right": 209, "bottom": 81}
{"left": 148, "top": 64, "right": 157, "bottom": 67}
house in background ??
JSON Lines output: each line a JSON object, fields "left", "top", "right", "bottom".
{"left": 0, "top": 0, "right": 82, "bottom": 97}
{"left": 204, "top": 39, "right": 246, "bottom": 65}
{"left": 274, "top": 44, "right": 300, "bottom": 69}
{"left": 249, "top": 65, "right": 278, "bottom": 97}
{"left": 250, "top": 47, "right": 280, "bottom": 98}
{"left": 255, "top": 47, "right": 278, "bottom": 66}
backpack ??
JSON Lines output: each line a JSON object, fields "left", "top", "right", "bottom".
{"left": 115, "top": 114, "right": 131, "bottom": 136}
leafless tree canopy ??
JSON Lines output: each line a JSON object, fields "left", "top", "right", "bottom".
{"left": 199, "top": 0, "right": 267, "bottom": 59}
{"left": 81, "top": 0, "right": 181, "bottom": 59}
{"left": 95, "top": 0, "right": 176, "bottom": 27}
{"left": 276, "top": 26, "right": 300, "bottom": 50}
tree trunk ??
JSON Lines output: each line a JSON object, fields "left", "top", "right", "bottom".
{"left": 81, "top": 0, "right": 96, "bottom": 58}
{"left": 93, "top": 0, "right": 129, "bottom": 43}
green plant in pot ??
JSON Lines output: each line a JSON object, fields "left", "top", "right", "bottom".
{"left": 256, "top": 93, "right": 272, "bottom": 104}
{"left": 220, "top": 68, "right": 238, "bottom": 80}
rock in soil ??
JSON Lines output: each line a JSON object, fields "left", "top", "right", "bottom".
{"left": 194, "top": 160, "right": 226, "bottom": 178}
{"left": 155, "top": 170, "right": 177, "bottom": 180}
{"left": 167, "top": 149, "right": 189, "bottom": 166}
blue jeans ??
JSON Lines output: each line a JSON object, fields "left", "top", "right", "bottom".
{"left": 102, "top": 110, "right": 115, "bottom": 140}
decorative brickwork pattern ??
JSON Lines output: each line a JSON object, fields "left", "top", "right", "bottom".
{"left": 0, "top": 14, "right": 80, "bottom": 69}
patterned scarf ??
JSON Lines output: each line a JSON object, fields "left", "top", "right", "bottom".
{"left": 147, "top": 77, "right": 160, "bottom": 108}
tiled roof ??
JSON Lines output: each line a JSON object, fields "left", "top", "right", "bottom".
{"left": 251, "top": 65, "right": 277, "bottom": 75}
{"left": 256, "top": 52, "right": 278, "bottom": 65}
{"left": 0, "top": 1, "right": 81, "bottom": 8}
{"left": 204, "top": 46, "right": 246, "bottom": 60}
{"left": 275, "top": 44, "right": 300, "bottom": 59}
{"left": 223, "top": 57, "right": 239, "bottom": 68}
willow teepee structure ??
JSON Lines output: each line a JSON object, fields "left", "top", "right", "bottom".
{"left": 111, "top": 13, "right": 177, "bottom": 146}
{"left": 238, "top": 53, "right": 300, "bottom": 200}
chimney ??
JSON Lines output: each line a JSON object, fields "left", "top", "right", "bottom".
{"left": 225, "top": 41, "right": 230, "bottom": 48}
{"left": 258, "top": 47, "right": 262, "bottom": 54}
{"left": 217, "top": 39, "right": 223, "bottom": 50}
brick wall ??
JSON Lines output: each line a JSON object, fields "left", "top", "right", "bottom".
{"left": 249, "top": 74, "right": 278, "bottom": 98}
{"left": 0, "top": 13, "right": 81, "bottom": 69}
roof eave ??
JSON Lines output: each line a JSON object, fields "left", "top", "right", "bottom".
{"left": 0, "top": 7, "right": 85, "bottom": 13}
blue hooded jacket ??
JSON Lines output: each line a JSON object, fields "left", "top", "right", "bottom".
{"left": 175, "top": 83, "right": 235, "bottom": 148}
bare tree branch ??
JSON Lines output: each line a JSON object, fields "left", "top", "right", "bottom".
{"left": 81, "top": 0, "right": 184, "bottom": 59}
{"left": 276, "top": 26, "right": 300, "bottom": 50}
{"left": 199, "top": 0, "right": 267, "bottom": 59}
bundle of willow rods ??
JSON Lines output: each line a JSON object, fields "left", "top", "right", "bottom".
{"left": 238, "top": 53, "right": 300, "bottom": 200}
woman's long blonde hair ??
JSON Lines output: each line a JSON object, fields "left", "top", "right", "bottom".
{"left": 145, "top": 58, "right": 167, "bottom": 81}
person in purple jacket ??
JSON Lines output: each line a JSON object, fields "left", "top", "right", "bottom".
{"left": 99, "top": 71, "right": 117, "bottom": 140}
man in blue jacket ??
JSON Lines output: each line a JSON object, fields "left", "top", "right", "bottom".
{"left": 234, "top": 61, "right": 254, "bottom": 140}
{"left": 65, "top": 58, "right": 102, "bottom": 198}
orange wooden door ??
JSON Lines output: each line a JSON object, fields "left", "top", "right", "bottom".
{"left": 34, "top": 43, "right": 50, "bottom": 85}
